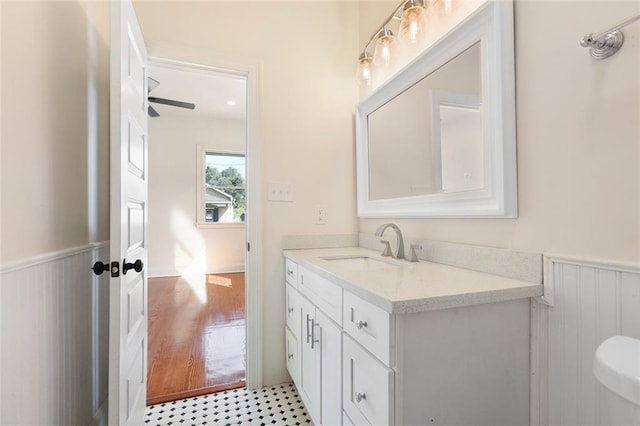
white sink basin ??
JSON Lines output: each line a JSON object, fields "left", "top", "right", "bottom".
{"left": 320, "top": 255, "right": 399, "bottom": 270}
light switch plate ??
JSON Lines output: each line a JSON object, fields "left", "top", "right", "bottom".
{"left": 268, "top": 182, "right": 294, "bottom": 202}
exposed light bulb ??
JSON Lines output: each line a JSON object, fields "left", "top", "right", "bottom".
{"left": 399, "top": 0, "right": 427, "bottom": 45}
{"left": 374, "top": 28, "right": 396, "bottom": 67}
{"left": 356, "top": 52, "right": 374, "bottom": 86}
{"left": 226, "top": 100, "right": 236, "bottom": 106}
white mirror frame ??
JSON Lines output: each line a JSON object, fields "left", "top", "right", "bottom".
{"left": 356, "top": 0, "right": 516, "bottom": 218}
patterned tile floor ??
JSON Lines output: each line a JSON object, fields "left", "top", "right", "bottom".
{"left": 145, "top": 382, "right": 313, "bottom": 425}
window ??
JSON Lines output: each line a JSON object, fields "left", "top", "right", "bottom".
{"left": 199, "top": 151, "right": 246, "bottom": 224}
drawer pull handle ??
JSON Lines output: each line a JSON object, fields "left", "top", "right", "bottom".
{"left": 287, "top": 268, "right": 294, "bottom": 277}
{"left": 356, "top": 319, "right": 368, "bottom": 330}
{"left": 288, "top": 307, "right": 294, "bottom": 313}
{"left": 288, "top": 353, "right": 294, "bottom": 360}
{"left": 306, "top": 315, "right": 312, "bottom": 344}
{"left": 355, "top": 392, "right": 367, "bottom": 403}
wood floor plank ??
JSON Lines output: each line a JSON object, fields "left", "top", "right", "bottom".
{"left": 146, "top": 273, "right": 246, "bottom": 405}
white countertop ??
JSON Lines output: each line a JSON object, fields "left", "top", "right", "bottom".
{"left": 283, "top": 247, "right": 543, "bottom": 314}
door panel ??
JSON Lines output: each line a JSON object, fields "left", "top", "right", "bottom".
{"left": 110, "top": 1, "right": 149, "bottom": 424}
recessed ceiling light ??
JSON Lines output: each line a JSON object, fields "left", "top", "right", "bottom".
{"left": 227, "top": 100, "right": 236, "bottom": 106}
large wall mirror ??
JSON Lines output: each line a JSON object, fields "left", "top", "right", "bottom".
{"left": 356, "top": 1, "right": 516, "bottom": 218}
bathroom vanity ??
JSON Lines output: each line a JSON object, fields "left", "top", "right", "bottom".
{"left": 283, "top": 247, "right": 542, "bottom": 425}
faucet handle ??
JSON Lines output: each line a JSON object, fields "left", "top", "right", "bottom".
{"left": 408, "top": 243, "right": 422, "bottom": 262}
{"left": 380, "top": 240, "right": 392, "bottom": 257}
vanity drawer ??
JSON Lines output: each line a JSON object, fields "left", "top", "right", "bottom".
{"left": 343, "top": 291, "right": 392, "bottom": 366}
{"left": 343, "top": 335, "right": 394, "bottom": 426}
{"left": 285, "top": 284, "right": 301, "bottom": 338}
{"left": 285, "top": 259, "right": 298, "bottom": 287}
{"left": 299, "top": 266, "right": 343, "bottom": 326}
{"left": 285, "top": 326, "right": 300, "bottom": 386}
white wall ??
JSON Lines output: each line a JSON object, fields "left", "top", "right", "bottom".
{"left": 148, "top": 112, "right": 247, "bottom": 276}
{"left": 1, "top": 1, "right": 110, "bottom": 263}
{"left": 359, "top": 0, "right": 640, "bottom": 263}
{"left": 134, "top": 1, "right": 360, "bottom": 385}
{"left": 1, "top": 1, "right": 111, "bottom": 424}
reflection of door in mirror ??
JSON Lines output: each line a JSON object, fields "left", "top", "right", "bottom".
{"left": 367, "top": 41, "right": 481, "bottom": 201}
{"left": 431, "top": 91, "right": 483, "bottom": 193}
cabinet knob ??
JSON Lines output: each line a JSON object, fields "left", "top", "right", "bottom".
{"left": 356, "top": 319, "right": 368, "bottom": 330}
{"left": 288, "top": 307, "right": 294, "bottom": 313}
{"left": 288, "top": 353, "right": 294, "bottom": 360}
{"left": 355, "top": 392, "right": 366, "bottom": 403}
{"left": 287, "top": 268, "right": 294, "bottom": 277}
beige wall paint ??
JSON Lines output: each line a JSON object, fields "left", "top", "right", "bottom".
{"left": 148, "top": 112, "right": 247, "bottom": 276}
{"left": 134, "top": 1, "right": 360, "bottom": 385}
{"left": 359, "top": 0, "right": 640, "bottom": 263}
{"left": 0, "top": 1, "right": 111, "bottom": 263}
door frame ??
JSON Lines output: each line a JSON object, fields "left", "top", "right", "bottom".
{"left": 148, "top": 55, "right": 262, "bottom": 390}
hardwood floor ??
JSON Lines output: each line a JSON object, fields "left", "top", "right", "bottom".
{"left": 147, "top": 273, "right": 246, "bottom": 405}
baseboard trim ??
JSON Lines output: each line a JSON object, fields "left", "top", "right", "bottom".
{"left": 0, "top": 241, "right": 110, "bottom": 274}
{"left": 92, "top": 400, "right": 108, "bottom": 426}
{"left": 149, "top": 264, "right": 245, "bottom": 278}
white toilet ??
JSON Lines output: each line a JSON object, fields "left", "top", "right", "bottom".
{"left": 594, "top": 335, "right": 640, "bottom": 425}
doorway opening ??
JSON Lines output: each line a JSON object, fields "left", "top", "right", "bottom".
{"left": 145, "top": 60, "right": 251, "bottom": 405}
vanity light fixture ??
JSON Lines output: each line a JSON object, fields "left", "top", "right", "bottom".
{"left": 357, "top": 0, "right": 429, "bottom": 86}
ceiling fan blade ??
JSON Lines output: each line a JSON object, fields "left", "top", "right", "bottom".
{"left": 148, "top": 105, "right": 160, "bottom": 117}
{"left": 147, "top": 77, "right": 160, "bottom": 93}
{"left": 148, "top": 96, "right": 195, "bottom": 110}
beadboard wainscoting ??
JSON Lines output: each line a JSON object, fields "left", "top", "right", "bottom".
{"left": 0, "top": 242, "right": 110, "bottom": 426}
{"left": 532, "top": 256, "right": 640, "bottom": 426}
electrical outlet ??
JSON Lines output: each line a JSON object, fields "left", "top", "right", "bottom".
{"left": 268, "top": 182, "right": 294, "bottom": 202}
{"left": 315, "top": 206, "right": 326, "bottom": 225}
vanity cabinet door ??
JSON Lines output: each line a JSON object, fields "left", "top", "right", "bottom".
{"left": 299, "top": 297, "right": 320, "bottom": 423}
{"left": 285, "top": 326, "right": 300, "bottom": 386}
{"left": 316, "top": 309, "right": 342, "bottom": 426}
{"left": 285, "top": 284, "right": 301, "bottom": 339}
{"left": 343, "top": 335, "right": 394, "bottom": 426}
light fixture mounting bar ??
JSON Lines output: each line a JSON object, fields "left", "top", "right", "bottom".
{"left": 361, "top": 0, "right": 413, "bottom": 53}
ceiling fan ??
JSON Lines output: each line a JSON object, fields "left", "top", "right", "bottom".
{"left": 147, "top": 77, "right": 196, "bottom": 117}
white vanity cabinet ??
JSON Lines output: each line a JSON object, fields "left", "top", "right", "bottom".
{"left": 285, "top": 262, "right": 343, "bottom": 425}
{"left": 284, "top": 249, "right": 539, "bottom": 425}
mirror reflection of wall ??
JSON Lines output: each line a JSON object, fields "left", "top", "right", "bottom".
{"left": 367, "top": 41, "right": 481, "bottom": 201}
{"left": 434, "top": 94, "right": 483, "bottom": 193}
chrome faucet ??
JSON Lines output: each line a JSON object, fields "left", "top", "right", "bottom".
{"left": 374, "top": 223, "right": 405, "bottom": 260}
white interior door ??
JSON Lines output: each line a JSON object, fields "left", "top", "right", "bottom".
{"left": 109, "top": 1, "right": 149, "bottom": 424}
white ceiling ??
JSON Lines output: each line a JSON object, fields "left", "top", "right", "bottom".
{"left": 147, "top": 64, "right": 247, "bottom": 121}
